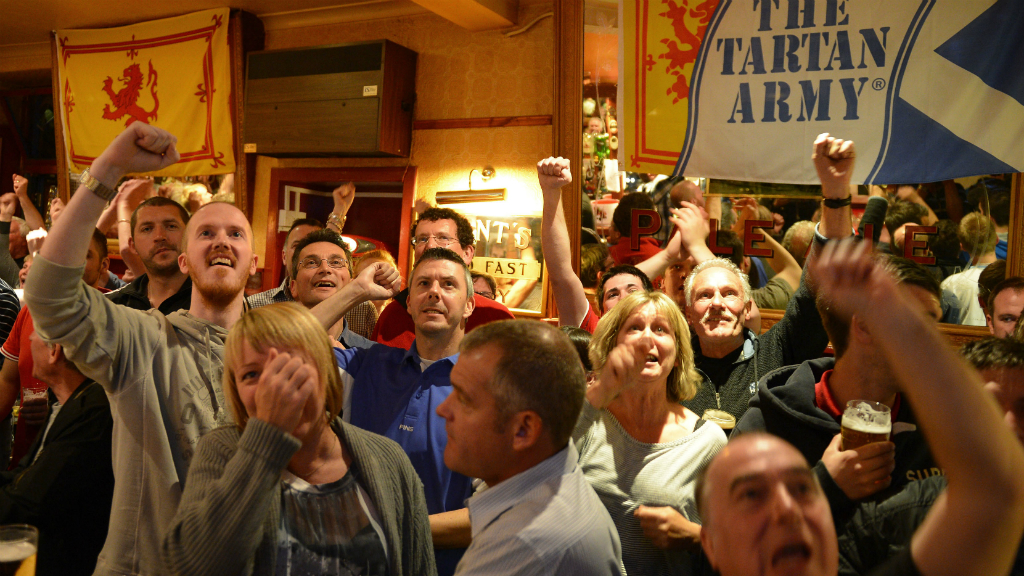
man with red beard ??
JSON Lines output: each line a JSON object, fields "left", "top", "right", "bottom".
{"left": 25, "top": 123, "right": 256, "bottom": 576}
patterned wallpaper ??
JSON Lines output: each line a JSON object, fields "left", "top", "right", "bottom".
{"left": 264, "top": 0, "right": 555, "bottom": 214}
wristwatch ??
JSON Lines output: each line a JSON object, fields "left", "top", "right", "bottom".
{"left": 79, "top": 169, "right": 117, "bottom": 202}
{"left": 822, "top": 195, "right": 852, "bottom": 209}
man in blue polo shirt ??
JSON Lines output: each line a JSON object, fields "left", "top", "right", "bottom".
{"left": 334, "top": 246, "right": 476, "bottom": 576}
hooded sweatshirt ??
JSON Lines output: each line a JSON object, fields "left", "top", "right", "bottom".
{"left": 26, "top": 256, "right": 231, "bottom": 576}
{"left": 735, "top": 357, "right": 939, "bottom": 528}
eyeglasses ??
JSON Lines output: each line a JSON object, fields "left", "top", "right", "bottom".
{"left": 474, "top": 290, "right": 495, "bottom": 300}
{"left": 411, "top": 234, "right": 457, "bottom": 247}
{"left": 298, "top": 256, "right": 349, "bottom": 270}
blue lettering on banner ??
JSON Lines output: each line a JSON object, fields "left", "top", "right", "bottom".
{"left": 718, "top": 5, "right": 888, "bottom": 126}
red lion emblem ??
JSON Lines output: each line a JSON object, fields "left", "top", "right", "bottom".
{"left": 658, "top": 0, "right": 718, "bottom": 104}
{"left": 102, "top": 61, "right": 159, "bottom": 127}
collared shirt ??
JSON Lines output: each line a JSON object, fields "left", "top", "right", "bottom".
{"left": 458, "top": 444, "right": 625, "bottom": 576}
{"left": 245, "top": 278, "right": 292, "bottom": 309}
{"left": 249, "top": 279, "right": 380, "bottom": 343}
{"left": 335, "top": 341, "right": 472, "bottom": 576}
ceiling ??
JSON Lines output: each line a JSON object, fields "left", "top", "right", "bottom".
{"left": 0, "top": 0, "right": 521, "bottom": 88}
{"left": 0, "top": 0, "right": 418, "bottom": 46}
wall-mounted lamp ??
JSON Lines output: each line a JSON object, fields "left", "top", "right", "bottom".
{"left": 435, "top": 166, "right": 507, "bottom": 204}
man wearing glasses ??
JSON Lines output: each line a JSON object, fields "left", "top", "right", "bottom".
{"left": 287, "top": 228, "right": 375, "bottom": 349}
{"left": 372, "top": 207, "right": 514, "bottom": 348}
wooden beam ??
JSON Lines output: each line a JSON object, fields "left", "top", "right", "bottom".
{"left": 547, "top": 0, "right": 584, "bottom": 318}
{"left": 49, "top": 33, "right": 70, "bottom": 203}
{"left": 413, "top": 115, "right": 552, "bottom": 130}
{"left": 1009, "top": 173, "right": 1023, "bottom": 278}
{"left": 409, "top": 0, "right": 518, "bottom": 31}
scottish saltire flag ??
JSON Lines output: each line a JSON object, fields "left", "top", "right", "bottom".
{"left": 56, "top": 8, "right": 235, "bottom": 176}
{"left": 623, "top": 0, "right": 1024, "bottom": 184}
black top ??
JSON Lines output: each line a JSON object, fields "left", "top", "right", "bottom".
{"left": 106, "top": 273, "right": 192, "bottom": 315}
{"left": 0, "top": 380, "right": 114, "bottom": 576}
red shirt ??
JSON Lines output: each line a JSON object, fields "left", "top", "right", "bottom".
{"left": 814, "top": 369, "right": 901, "bottom": 421}
{"left": 579, "top": 303, "right": 600, "bottom": 334}
{"left": 1, "top": 307, "right": 48, "bottom": 468}
{"left": 371, "top": 292, "right": 516, "bottom": 349}
{"left": 608, "top": 236, "right": 662, "bottom": 266}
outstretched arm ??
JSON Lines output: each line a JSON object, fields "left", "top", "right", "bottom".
{"left": 308, "top": 262, "right": 401, "bottom": 331}
{"left": 327, "top": 182, "right": 355, "bottom": 234}
{"left": 11, "top": 175, "right": 45, "bottom": 232}
{"left": 0, "top": 196, "right": 22, "bottom": 286}
{"left": 38, "top": 124, "right": 179, "bottom": 269}
{"left": 538, "top": 157, "right": 590, "bottom": 327}
{"left": 812, "top": 133, "right": 855, "bottom": 243}
{"left": 810, "top": 240, "right": 1024, "bottom": 576}
{"left": 114, "top": 180, "right": 150, "bottom": 279}
{"left": 586, "top": 337, "right": 648, "bottom": 409}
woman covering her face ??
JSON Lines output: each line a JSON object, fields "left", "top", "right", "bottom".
{"left": 163, "top": 302, "right": 436, "bottom": 576}
{"left": 574, "top": 291, "right": 727, "bottom": 576}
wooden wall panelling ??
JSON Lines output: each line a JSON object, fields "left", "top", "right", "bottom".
{"left": 549, "top": 0, "right": 584, "bottom": 318}
{"left": 230, "top": 10, "right": 264, "bottom": 218}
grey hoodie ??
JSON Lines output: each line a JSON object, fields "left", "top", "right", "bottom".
{"left": 26, "top": 256, "right": 232, "bottom": 576}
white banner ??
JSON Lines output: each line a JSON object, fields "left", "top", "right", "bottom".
{"left": 639, "top": 0, "right": 1024, "bottom": 184}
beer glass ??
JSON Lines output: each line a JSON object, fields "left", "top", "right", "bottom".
{"left": 841, "top": 400, "right": 891, "bottom": 450}
{"left": 702, "top": 408, "right": 736, "bottom": 431}
{"left": 0, "top": 524, "right": 37, "bottom": 576}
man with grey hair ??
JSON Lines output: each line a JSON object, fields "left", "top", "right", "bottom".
{"left": 680, "top": 133, "right": 855, "bottom": 428}
{"left": 437, "top": 320, "right": 625, "bottom": 575}
{"left": 694, "top": 241, "right": 1024, "bottom": 576}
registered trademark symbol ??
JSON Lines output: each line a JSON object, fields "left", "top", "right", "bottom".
{"left": 872, "top": 78, "right": 886, "bottom": 91}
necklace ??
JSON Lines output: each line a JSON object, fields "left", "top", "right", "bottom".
{"left": 296, "top": 431, "right": 341, "bottom": 482}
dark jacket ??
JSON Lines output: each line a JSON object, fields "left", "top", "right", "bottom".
{"left": 683, "top": 276, "right": 830, "bottom": 425}
{"left": 839, "top": 474, "right": 1024, "bottom": 576}
{"left": 106, "top": 274, "right": 192, "bottom": 314}
{"left": 0, "top": 380, "right": 114, "bottom": 576}
{"left": 735, "top": 357, "right": 940, "bottom": 529}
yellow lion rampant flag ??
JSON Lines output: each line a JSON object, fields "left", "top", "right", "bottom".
{"left": 56, "top": 8, "right": 234, "bottom": 177}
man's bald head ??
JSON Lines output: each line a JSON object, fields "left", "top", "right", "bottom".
{"left": 670, "top": 180, "right": 705, "bottom": 209}
{"left": 698, "top": 434, "right": 838, "bottom": 576}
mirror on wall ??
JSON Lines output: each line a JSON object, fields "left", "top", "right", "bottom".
{"left": 580, "top": 0, "right": 1018, "bottom": 331}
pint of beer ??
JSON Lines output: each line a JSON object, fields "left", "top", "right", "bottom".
{"left": 702, "top": 409, "right": 737, "bottom": 431}
{"left": 0, "top": 525, "right": 37, "bottom": 576}
{"left": 841, "top": 401, "right": 891, "bottom": 451}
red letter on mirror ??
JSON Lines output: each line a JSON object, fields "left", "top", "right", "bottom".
{"left": 630, "top": 209, "right": 661, "bottom": 250}
{"left": 708, "top": 219, "right": 733, "bottom": 256}
{"left": 903, "top": 225, "right": 937, "bottom": 265}
{"left": 744, "top": 219, "right": 775, "bottom": 258}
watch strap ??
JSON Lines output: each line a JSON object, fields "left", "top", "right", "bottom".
{"left": 80, "top": 169, "right": 117, "bottom": 202}
{"left": 822, "top": 195, "right": 852, "bottom": 209}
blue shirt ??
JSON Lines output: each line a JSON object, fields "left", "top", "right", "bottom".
{"left": 335, "top": 342, "right": 472, "bottom": 576}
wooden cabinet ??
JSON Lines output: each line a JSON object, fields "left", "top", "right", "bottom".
{"left": 244, "top": 40, "right": 416, "bottom": 157}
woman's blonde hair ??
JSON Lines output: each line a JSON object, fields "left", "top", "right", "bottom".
{"left": 588, "top": 291, "right": 700, "bottom": 402}
{"left": 223, "top": 302, "right": 343, "bottom": 430}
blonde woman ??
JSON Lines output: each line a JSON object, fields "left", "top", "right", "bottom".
{"left": 575, "top": 291, "right": 727, "bottom": 576}
{"left": 163, "top": 302, "right": 435, "bottom": 576}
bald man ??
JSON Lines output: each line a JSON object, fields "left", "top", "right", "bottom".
{"left": 26, "top": 124, "right": 257, "bottom": 576}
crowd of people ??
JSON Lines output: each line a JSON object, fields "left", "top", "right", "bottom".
{"left": 0, "top": 121, "right": 1019, "bottom": 576}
